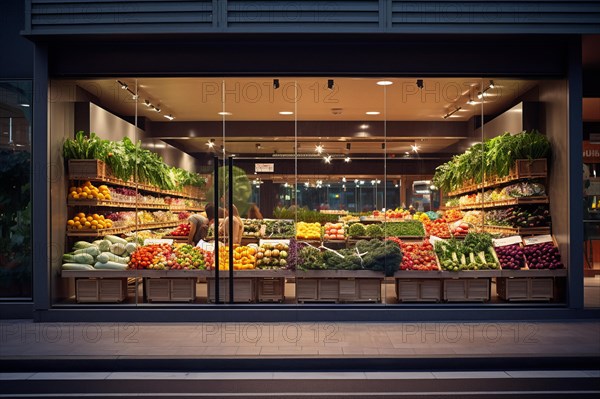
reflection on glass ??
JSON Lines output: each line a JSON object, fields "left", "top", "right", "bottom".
{"left": 0, "top": 80, "right": 32, "bottom": 298}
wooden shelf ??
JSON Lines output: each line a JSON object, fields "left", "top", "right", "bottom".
{"left": 69, "top": 175, "right": 205, "bottom": 200}
{"left": 483, "top": 225, "right": 551, "bottom": 236}
{"left": 67, "top": 199, "right": 203, "bottom": 212}
{"left": 445, "top": 196, "right": 549, "bottom": 211}
{"left": 66, "top": 221, "right": 180, "bottom": 237}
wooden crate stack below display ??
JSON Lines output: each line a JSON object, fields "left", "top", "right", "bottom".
{"left": 146, "top": 278, "right": 196, "bottom": 302}
{"left": 296, "top": 278, "right": 382, "bottom": 303}
{"left": 496, "top": 277, "right": 554, "bottom": 301}
{"left": 76, "top": 278, "right": 127, "bottom": 303}
{"left": 396, "top": 279, "right": 442, "bottom": 302}
{"left": 256, "top": 278, "right": 286, "bottom": 303}
{"left": 207, "top": 278, "right": 255, "bottom": 303}
{"left": 443, "top": 279, "right": 490, "bottom": 302}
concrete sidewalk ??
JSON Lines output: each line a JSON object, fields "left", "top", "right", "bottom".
{"left": 1, "top": 320, "right": 599, "bottom": 359}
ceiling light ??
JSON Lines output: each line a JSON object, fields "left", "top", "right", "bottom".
{"left": 117, "top": 80, "right": 128, "bottom": 90}
{"left": 256, "top": 143, "right": 261, "bottom": 150}
{"left": 315, "top": 144, "right": 324, "bottom": 154}
{"left": 273, "top": 79, "right": 280, "bottom": 89}
{"left": 304, "top": 182, "right": 309, "bottom": 187}
{"left": 360, "top": 180, "right": 365, "bottom": 185}
{"left": 19, "top": 103, "right": 30, "bottom": 107}
{"left": 344, "top": 156, "right": 351, "bottom": 163}
{"left": 154, "top": 107, "right": 161, "bottom": 113}
{"left": 144, "top": 100, "right": 151, "bottom": 107}
{"left": 477, "top": 92, "right": 483, "bottom": 100}
{"left": 206, "top": 139, "right": 215, "bottom": 148}
{"left": 342, "top": 177, "right": 347, "bottom": 182}
{"left": 467, "top": 98, "right": 476, "bottom": 105}
{"left": 395, "top": 184, "right": 399, "bottom": 188}
{"left": 371, "top": 180, "right": 376, "bottom": 185}
{"left": 327, "top": 79, "right": 334, "bottom": 90}
{"left": 218, "top": 111, "right": 232, "bottom": 116}
{"left": 279, "top": 111, "right": 294, "bottom": 115}
{"left": 366, "top": 111, "right": 380, "bottom": 115}
{"left": 284, "top": 182, "right": 289, "bottom": 187}
{"left": 132, "top": 94, "right": 139, "bottom": 100}
{"left": 405, "top": 151, "right": 409, "bottom": 155}
{"left": 359, "top": 124, "right": 369, "bottom": 129}
{"left": 377, "top": 80, "right": 393, "bottom": 86}
{"left": 164, "top": 114, "right": 174, "bottom": 121}
{"left": 324, "top": 155, "right": 332, "bottom": 164}
{"left": 342, "top": 184, "right": 346, "bottom": 189}
{"left": 411, "top": 143, "right": 420, "bottom": 152}
{"left": 489, "top": 80, "right": 495, "bottom": 89}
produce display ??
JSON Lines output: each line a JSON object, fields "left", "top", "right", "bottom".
{"left": 348, "top": 223, "right": 367, "bottom": 237}
{"left": 323, "top": 222, "right": 346, "bottom": 241}
{"left": 216, "top": 245, "right": 256, "bottom": 270}
{"left": 383, "top": 221, "right": 425, "bottom": 237}
{"left": 69, "top": 181, "right": 111, "bottom": 201}
{"left": 264, "top": 219, "right": 295, "bottom": 238}
{"left": 365, "top": 224, "right": 384, "bottom": 238}
{"left": 256, "top": 242, "right": 289, "bottom": 269}
{"left": 296, "top": 245, "right": 325, "bottom": 270}
{"left": 494, "top": 244, "right": 525, "bottom": 270}
{"left": 128, "top": 243, "right": 172, "bottom": 270}
{"left": 322, "top": 248, "right": 363, "bottom": 270}
{"left": 423, "top": 219, "right": 451, "bottom": 238}
{"left": 387, "top": 237, "right": 439, "bottom": 271}
{"left": 485, "top": 206, "right": 550, "bottom": 228}
{"left": 168, "top": 223, "right": 191, "bottom": 237}
{"left": 273, "top": 206, "right": 338, "bottom": 223}
{"left": 63, "top": 131, "right": 206, "bottom": 191}
{"left": 296, "top": 222, "right": 322, "bottom": 240}
{"left": 443, "top": 209, "right": 463, "bottom": 222}
{"left": 67, "top": 212, "right": 114, "bottom": 231}
{"left": 243, "top": 219, "right": 263, "bottom": 237}
{"left": 434, "top": 233, "right": 499, "bottom": 272}
{"left": 432, "top": 130, "right": 551, "bottom": 192}
{"left": 61, "top": 235, "right": 136, "bottom": 271}
{"left": 462, "top": 211, "right": 483, "bottom": 226}
{"left": 354, "top": 239, "right": 402, "bottom": 276}
{"left": 171, "top": 244, "right": 206, "bottom": 270}
{"left": 450, "top": 221, "right": 470, "bottom": 237}
{"left": 523, "top": 242, "right": 564, "bottom": 269}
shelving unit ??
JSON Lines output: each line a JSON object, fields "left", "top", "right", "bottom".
{"left": 66, "top": 221, "right": 181, "bottom": 237}
{"left": 445, "top": 196, "right": 549, "bottom": 211}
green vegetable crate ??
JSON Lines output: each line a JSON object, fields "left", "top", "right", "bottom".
{"left": 68, "top": 159, "right": 110, "bottom": 180}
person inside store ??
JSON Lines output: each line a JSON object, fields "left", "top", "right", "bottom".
{"left": 246, "top": 203, "right": 263, "bottom": 219}
{"left": 220, "top": 204, "right": 245, "bottom": 246}
{"left": 188, "top": 203, "right": 223, "bottom": 246}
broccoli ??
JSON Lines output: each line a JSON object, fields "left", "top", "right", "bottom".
{"left": 348, "top": 223, "right": 367, "bottom": 237}
{"left": 355, "top": 239, "right": 402, "bottom": 276}
{"left": 323, "top": 249, "right": 362, "bottom": 270}
{"left": 365, "top": 224, "right": 384, "bottom": 238}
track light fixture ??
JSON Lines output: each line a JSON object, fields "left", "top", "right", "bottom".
{"left": 273, "top": 79, "right": 280, "bottom": 89}
{"left": 489, "top": 80, "right": 495, "bottom": 89}
{"left": 344, "top": 156, "right": 351, "bottom": 163}
{"left": 118, "top": 80, "right": 128, "bottom": 90}
{"left": 416, "top": 79, "right": 424, "bottom": 89}
{"left": 315, "top": 144, "right": 324, "bottom": 154}
{"left": 477, "top": 81, "right": 495, "bottom": 100}
{"left": 327, "top": 79, "right": 335, "bottom": 90}
{"left": 144, "top": 100, "right": 152, "bottom": 107}
{"left": 324, "top": 155, "right": 332, "bottom": 164}
{"left": 443, "top": 106, "right": 462, "bottom": 119}
{"left": 467, "top": 97, "right": 476, "bottom": 105}
{"left": 164, "top": 114, "right": 174, "bottom": 121}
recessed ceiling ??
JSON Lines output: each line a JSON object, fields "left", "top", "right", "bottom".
{"left": 72, "top": 77, "right": 537, "bottom": 122}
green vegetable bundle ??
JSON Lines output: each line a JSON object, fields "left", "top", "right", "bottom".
{"left": 383, "top": 221, "right": 425, "bottom": 237}
{"left": 434, "top": 233, "right": 499, "bottom": 272}
{"left": 355, "top": 239, "right": 402, "bottom": 276}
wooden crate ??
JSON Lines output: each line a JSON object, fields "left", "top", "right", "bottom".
{"left": 497, "top": 277, "right": 554, "bottom": 301}
{"left": 146, "top": 278, "right": 196, "bottom": 302}
{"left": 68, "top": 159, "right": 110, "bottom": 179}
{"left": 296, "top": 277, "right": 382, "bottom": 303}
{"left": 512, "top": 158, "right": 547, "bottom": 178}
{"left": 76, "top": 278, "right": 127, "bottom": 303}
{"left": 257, "top": 277, "right": 285, "bottom": 303}
{"left": 207, "top": 278, "right": 255, "bottom": 303}
{"left": 396, "top": 279, "right": 442, "bottom": 302}
{"left": 443, "top": 279, "right": 490, "bottom": 302}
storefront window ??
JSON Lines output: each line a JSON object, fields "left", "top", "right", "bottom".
{"left": 0, "top": 80, "right": 32, "bottom": 299}
{"left": 49, "top": 76, "right": 569, "bottom": 307}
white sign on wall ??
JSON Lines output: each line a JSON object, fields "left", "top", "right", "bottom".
{"left": 255, "top": 163, "right": 274, "bottom": 173}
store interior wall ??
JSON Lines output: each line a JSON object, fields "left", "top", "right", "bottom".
{"left": 539, "top": 80, "right": 570, "bottom": 267}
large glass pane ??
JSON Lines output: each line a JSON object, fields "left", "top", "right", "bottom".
{"left": 0, "top": 80, "right": 32, "bottom": 299}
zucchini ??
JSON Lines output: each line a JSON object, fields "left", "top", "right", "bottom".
{"left": 125, "top": 242, "right": 137, "bottom": 255}
{"left": 110, "top": 243, "right": 127, "bottom": 256}
{"left": 97, "top": 252, "right": 129, "bottom": 264}
{"left": 98, "top": 240, "right": 111, "bottom": 252}
{"left": 62, "top": 263, "right": 95, "bottom": 271}
{"left": 73, "top": 246, "right": 100, "bottom": 257}
{"left": 63, "top": 253, "right": 95, "bottom": 265}
{"left": 104, "top": 234, "right": 127, "bottom": 245}
{"left": 94, "top": 261, "right": 128, "bottom": 270}
{"left": 73, "top": 241, "right": 94, "bottom": 250}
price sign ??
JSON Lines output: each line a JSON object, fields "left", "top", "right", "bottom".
{"left": 493, "top": 236, "right": 523, "bottom": 247}
{"left": 428, "top": 236, "right": 446, "bottom": 245}
{"left": 196, "top": 239, "right": 214, "bottom": 252}
{"left": 259, "top": 238, "right": 291, "bottom": 246}
{"left": 144, "top": 238, "right": 173, "bottom": 245}
{"left": 255, "top": 163, "right": 274, "bottom": 173}
{"left": 523, "top": 235, "right": 553, "bottom": 246}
